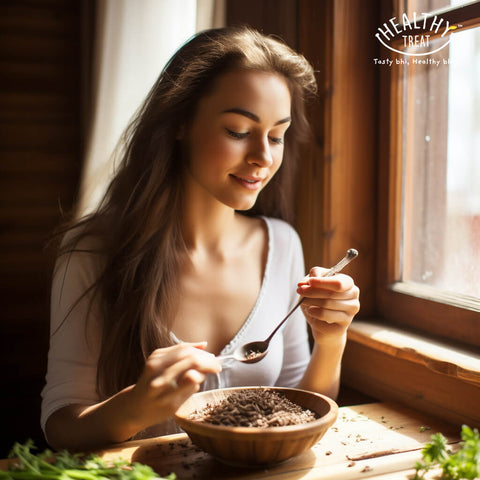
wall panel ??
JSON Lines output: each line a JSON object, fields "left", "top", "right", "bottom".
{"left": 0, "top": 0, "right": 83, "bottom": 456}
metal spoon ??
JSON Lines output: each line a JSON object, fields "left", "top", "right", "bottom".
{"left": 216, "top": 248, "right": 359, "bottom": 364}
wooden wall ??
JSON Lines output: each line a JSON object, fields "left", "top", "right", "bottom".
{"left": 226, "top": 0, "right": 298, "bottom": 47}
{"left": 0, "top": 0, "right": 83, "bottom": 456}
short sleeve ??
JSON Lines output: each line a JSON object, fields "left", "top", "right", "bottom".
{"left": 40, "top": 236, "right": 103, "bottom": 435}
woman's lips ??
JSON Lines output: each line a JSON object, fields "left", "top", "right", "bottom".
{"left": 230, "top": 174, "right": 263, "bottom": 190}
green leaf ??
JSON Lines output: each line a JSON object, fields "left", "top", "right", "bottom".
{"left": 2, "top": 441, "right": 177, "bottom": 480}
{"left": 414, "top": 425, "right": 480, "bottom": 480}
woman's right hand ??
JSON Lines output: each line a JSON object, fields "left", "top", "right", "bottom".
{"left": 44, "top": 342, "right": 220, "bottom": 451}
{"left": 129, "top": 342, "right": 221, "bottom": 429}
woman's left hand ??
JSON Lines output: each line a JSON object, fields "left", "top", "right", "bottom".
{"left": 296, "top": 267, "right": 360, "bottom": 344}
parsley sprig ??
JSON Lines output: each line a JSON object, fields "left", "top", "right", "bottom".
{"left": 0, "top": 440, "right": 176, "bottom": 480}
{"left": 414, "top": 425, "right": 480, "bottom": 480}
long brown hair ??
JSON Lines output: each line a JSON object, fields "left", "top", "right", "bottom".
{"left": 54, "top": 26, "right": 317, "bottom": 398}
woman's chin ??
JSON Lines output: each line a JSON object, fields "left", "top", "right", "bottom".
{"left": 216, "top": 192, "right": 259, "bottom": 212}
{"left": 230, "top": 198, "right": 258, "bottom": 212}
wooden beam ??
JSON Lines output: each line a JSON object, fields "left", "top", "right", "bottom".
{"left": 297, "top": 0, "right": 380, "bottom": 315}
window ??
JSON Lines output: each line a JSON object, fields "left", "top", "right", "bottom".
{"left": 377, "top": 0, "right": 480, "bottom": 347}
{"left": 402, "top": 25, "right": 480, "bottom": 297}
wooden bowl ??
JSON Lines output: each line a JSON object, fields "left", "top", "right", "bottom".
{"left": 174, "top": 386, "right": 338, "bottom": 466}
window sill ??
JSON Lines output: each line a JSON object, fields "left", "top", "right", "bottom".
{"left": 342, "top": 319, "right": 480, "bottom": 427}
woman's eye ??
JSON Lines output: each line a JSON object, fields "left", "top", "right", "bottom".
{"left": 269, "top": 136, "right": 284, "bottom": 145}
{"left": 226, "top": 128, "right": 249, "bottom": 139}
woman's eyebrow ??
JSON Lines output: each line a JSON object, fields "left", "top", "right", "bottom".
{"left": 222, "top": 107, "right": 291, "bottom": 126}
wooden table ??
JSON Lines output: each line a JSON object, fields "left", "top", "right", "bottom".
{"left": 94, "top": 402, "right": 459, "bottom": 479}
{"left": 0, "top": 402, "right": 460, "bottom": 479}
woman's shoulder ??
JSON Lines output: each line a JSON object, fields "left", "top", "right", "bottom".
{"left": 58, "top": 217, "right": 107, "bottom": 252}
{"left": 53, "top": 219, "right": 106, "bottom": 277}
{"left": 262, "top": 216, "right": 301, "bottom": 242}
{"left": 261, "top": 216, "right": 305, "bottom": 285}
{"left": 262, "top": 216, "right": 303, "bottom": 256}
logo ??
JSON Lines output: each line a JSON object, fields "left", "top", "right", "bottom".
{"left": 376, "top": 12, "right": 459, "bottom": 56}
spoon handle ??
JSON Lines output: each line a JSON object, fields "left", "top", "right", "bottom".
{"left": 216, "top": 354, "right": 235, "bottom": 362}
{"left": 323, "top": 248, "right": 358, "bottom": 277}
{"left": 264, "top": 297, "right": 305, "bottom": 343}
{"left": 264, "top": 248, "right": 359, "bottom": 343}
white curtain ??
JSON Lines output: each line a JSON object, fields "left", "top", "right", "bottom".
{"left": 77, "top": 0, "right": 225, "bottom": 216}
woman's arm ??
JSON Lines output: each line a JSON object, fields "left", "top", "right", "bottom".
{"left": 45, "top": 343, "right": 221, "bottom": 451}
{"left": 296, "top": 268, "right": 360, "bottom": 398}
{"left": 297, "top": 333, "right": 346, "bottom": 399}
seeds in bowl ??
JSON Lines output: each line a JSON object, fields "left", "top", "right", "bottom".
{"left": 244, "top": 349, "right": 263, "bottom": 361}
{"left": 188, "top": 388, "right": 319, "bottom": 427}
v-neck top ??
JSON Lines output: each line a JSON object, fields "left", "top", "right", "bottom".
{"left": 41, "top": 217, "right": 311, "bottom": 439}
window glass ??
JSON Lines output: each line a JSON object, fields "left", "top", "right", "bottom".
{"left": 401, "top": 25, "right": 480, "bottom": 298}
{"left": 406, "top": 0, "right": 479, "bottom": 17}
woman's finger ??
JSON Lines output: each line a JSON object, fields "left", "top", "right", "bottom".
{"left": 180, "top": 369, "right": 206, "bottom": 386}
{"left": 298, "top": 282, "right": 359, "bottom": 301}
{"left": 144, "top": 344, "right": 219, "bottom": 381}
{"left": 298, "top": 271, "right": 355, "bottom": 292}
{"left": 149, "top": 353, "right": 219, "bottom": 390}
{"left": 148, "top": 341, "right": 208, "bottom": 360}
{"left": 303, "top": 303, "right": 354, "bottom": 325}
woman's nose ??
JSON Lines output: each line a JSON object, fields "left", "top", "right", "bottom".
{"left": 246, "top": 137, "right": 273, "bottom": 167}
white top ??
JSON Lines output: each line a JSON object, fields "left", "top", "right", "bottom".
{"left": 41, "top": 216, "right": 311, "bottom": 439}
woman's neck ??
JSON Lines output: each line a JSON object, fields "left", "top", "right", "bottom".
{"left": 180, "top": 168, "right": 258, "bottom": 260}
{"left": 182, "top": 207, "right": 239, "bottom": 255}
{"left": 181, "top": 181, "right": 247, "bottom": 260}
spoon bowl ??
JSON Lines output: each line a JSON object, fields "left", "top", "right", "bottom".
{"left": 217, "top": 341, "right": 269, "bottom": 364}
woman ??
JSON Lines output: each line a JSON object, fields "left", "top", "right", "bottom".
{"left": 41, "top": 26, "right": 360, "bottom": 451}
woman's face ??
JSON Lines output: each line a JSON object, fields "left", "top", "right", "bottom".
{"left": 182, "top": 69, "right": 292, "bottom": 211}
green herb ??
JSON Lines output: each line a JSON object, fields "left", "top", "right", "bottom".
{"left": 0, "top": 440, "right": 176, "bottom": 480}
{"left": 414, "top": 425, "right": 480, "bottom": 480}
